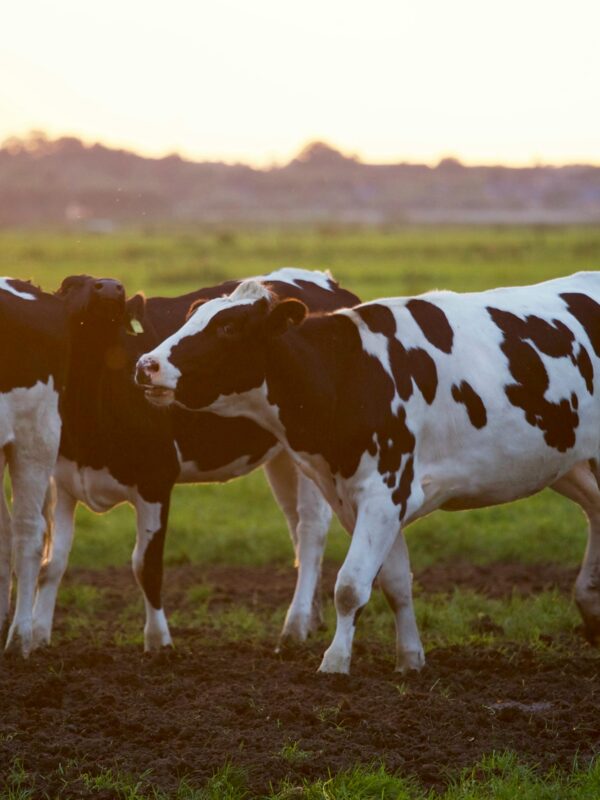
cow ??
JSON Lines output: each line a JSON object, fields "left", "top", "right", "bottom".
{"left": 0, "top": 277, "right": 71, "bottom": 656}
{"left": 32, "top": 268, "right": 360, "bottom": 652}
{"left": 136, "top": 271, "right": 600, "bottom": 674}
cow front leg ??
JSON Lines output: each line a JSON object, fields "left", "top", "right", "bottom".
{"left": 319, "top": 496, "right": 400, "bottom": 674}
{"left": 132, "top": 496, "right": 172, "bottom": 651}
{"left": 378, "top": 531, "right": 425, "bottom": 672}
{"left": 552, "top": 461, "right": 600, "bottom": 640}
{"left": 5, "top": 460, "right": 55, "bottom": 657}
{"left": 32, "top": 486, "right": 76, "bottom": 648}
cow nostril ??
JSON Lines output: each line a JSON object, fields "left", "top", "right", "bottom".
{"left": 146, "top": 360, "right": 160, "bottom": 373}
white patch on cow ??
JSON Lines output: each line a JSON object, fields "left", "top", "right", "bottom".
{"left": 254, "top": 267, "right": 335, "bottom": 292}
{"left": 0, "top": 278, "right": 36, "bottom": 301}
{"left": 54, "top": 457, "right": 133, "bottom": 512}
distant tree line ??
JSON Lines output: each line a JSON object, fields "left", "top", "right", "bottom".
{"left": 1, "top": 132, "right": 599, "bottom": 226}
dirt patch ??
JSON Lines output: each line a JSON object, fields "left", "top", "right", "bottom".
{"left": 1, "top": 635, "right": 599, "bottom": 797}
{"left": 0, "top": 561, "right": 589, "bottom": 797}
{"left": 64, "top": 560, "right": 579, "bottom": 616}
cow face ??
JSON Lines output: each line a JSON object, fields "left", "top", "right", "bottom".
{"left": 136, "top": 280, "right": 307, "bottom": 410}
{"left": 57, "top": 275, "right": 128, "bottom": 333}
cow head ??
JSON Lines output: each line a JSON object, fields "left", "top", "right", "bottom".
{"left": 135, "top": 280, "right": 307, "bottom": 410}
{"left": 57, "top": 274, "right": 129, "bottom": 333}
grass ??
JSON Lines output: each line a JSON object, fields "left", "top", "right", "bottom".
{"left": 0, "top": 225, "right": 596, "bottom": 575}
{"left": 3, "top": 754, "right": 600, "bottom": 799}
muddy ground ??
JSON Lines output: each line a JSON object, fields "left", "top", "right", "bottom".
{"left": 1, "top": 562, "right": 599, "bottom": 798}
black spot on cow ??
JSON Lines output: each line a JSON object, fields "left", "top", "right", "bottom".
{"left": 451, "top": 381, "right": 487, "bottom": 429}
{"left": 406, "top": 299, "right": 454, "bottom": 354}
{"left": 267, "top": 314, "right": 416, "bottom": 488}
{"left": 487, "top": 307, "right": 580, "bottom": 451}
{"left": 356, "top": 304, "right": 396, "bottom": 337}
{"left": 575, "top": 344, "right": 594, "bottom": 394}
{"left": 392, "top": 455, "right": 414, "bottom": 520}
{"left": 357, "top": 304, "right": 438, "bottom": 405}
{"left": 561, "top": 292, "right": 600, "bottom": 357}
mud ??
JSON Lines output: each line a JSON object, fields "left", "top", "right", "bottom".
{"left": 0, "top": 561, "right": 595, "bottom": 798}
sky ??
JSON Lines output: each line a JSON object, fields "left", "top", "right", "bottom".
{"left": 1, "top": 0, "right": 599, "bottom": 166}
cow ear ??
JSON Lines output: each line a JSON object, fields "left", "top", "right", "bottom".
{"left": 266, "top": 299, "right": 307, "bottom": 336}
{"left": 126, "top": 292, "right": 146, "bottom": 335}
{"left": 186, "top": 297, "right": 207, "bottom": 321}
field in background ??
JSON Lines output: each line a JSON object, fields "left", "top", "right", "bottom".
{"left": 2, "top": 226, "right": 600, "bottom": 799}
{"left": 1, "top": 225, "right": 599, "bottom": 573}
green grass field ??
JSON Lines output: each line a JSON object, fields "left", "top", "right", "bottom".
{"left": 2, "top": 225, "right": 600, "bottom": 798}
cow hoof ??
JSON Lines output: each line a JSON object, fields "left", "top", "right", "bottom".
{"left": 4, "top": 627, "right": 32, "bottom": 659}
{"left": 318, "top": 649, "right": 351, "bottom": 674}
{"left": 395, "top": 648, "right": 426, "bottom": 674}
{"left": 31, "top": 625, "right": 52, "bottom": 650}
{"left": 279, "top": 617, "right": 310, "bottom": 645}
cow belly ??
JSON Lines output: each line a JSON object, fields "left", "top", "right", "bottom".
{"left": 417, "top": 436, "right": 599, "bottom": 517}
{"left": 175, "top": 442, "right": 280, "bottom": 483}
{"left": 54, "top": 456, "right": 133, "bottom": 512}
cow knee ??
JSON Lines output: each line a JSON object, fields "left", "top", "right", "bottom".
{"left": 335, "top": 581, "right": 366, "bottom": 618}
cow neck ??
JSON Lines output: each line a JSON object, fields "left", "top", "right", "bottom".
{"left": 264, "top": 314, "right": 348, "bottom": 452}
{"left": 60, "top": 322, "right": 127, "bottom": 455}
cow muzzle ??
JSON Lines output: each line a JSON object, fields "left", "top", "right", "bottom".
{"left": 135, "top": 356, "right": 176, "bottom": 407}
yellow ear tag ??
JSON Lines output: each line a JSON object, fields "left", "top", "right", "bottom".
{"left": 129, "top": 318, "right": 144, "bottom": 335}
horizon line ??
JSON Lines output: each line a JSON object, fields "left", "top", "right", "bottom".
{"left": 3, "top": 129, "right": 600, "bottom": 171}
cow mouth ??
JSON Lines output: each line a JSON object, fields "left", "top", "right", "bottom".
{"left": 143, "top": 385, "right": 175, "bottom": 407}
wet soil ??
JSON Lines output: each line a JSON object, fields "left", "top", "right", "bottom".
{"left": 1, "top": 562, "right": 596, "bottom": 798}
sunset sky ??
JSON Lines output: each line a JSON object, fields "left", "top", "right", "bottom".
{"left": 1, "top": 0, "right": 599, "bottom": 166}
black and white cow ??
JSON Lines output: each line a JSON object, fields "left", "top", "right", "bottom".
{"left": 33, "top": 268, "right": 359, "bottom": 652}
{"left": 2, "top": 276, "right": 131, "bottom": 655}
{"left": 0, "top": 278, "right": 70, "bottom": 656}
{"left": 137, "top": 271, "right": 600, "bottom": 673}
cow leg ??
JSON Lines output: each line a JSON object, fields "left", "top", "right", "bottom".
{"left": 0, "top": 451, "right": 11, "bottom": 643}
{"left": 132, "top": 496, "right": 172, "bottom": 651}
{"left": 280, "top": 473, "right": 331, "bottom": 644}
{"left": 551, "top": 460, "right": 600, "bottom": 640}
{"left": 32, "top": 486, "right": 77, "bottom": 648}
{"left": 265, "top": 451, "right": 330, "bottom": 643}
{"left": 5, "top": 458, "right": 55, "bottom": 657}
{"left": 378, "top": 531, "right": 425, "bottom": 673}
{"left": 319, "top": 496, "right": 400, "bottom": 674}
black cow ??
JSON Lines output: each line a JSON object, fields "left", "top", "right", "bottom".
{"left": 33, "top": 268, "right": 359, "bottom": 651}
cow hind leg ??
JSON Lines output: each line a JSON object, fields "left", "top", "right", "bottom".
{"left": 551, "top": 460, "right": 600, "bottom": 641}
{"left": 265, "top": 452, "right": 330, "bottom": 645}
{"left": 32, "top": 486, "right": 76, "bottom": 648}
{"left": 378, "top": 532, "right": 425, "bottom": 673}
{"left": 132, "top": 496, "right": 172, "bottom": 651}
{"left": 319, "top": 496, "right": 400, "bottom": 674}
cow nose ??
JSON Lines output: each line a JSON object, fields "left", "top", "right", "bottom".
{"left": 93, "top": 279, "right": 125, "bottom": 301}
{"left": 135, "top": 357, "right": 160, "bottom": 386}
